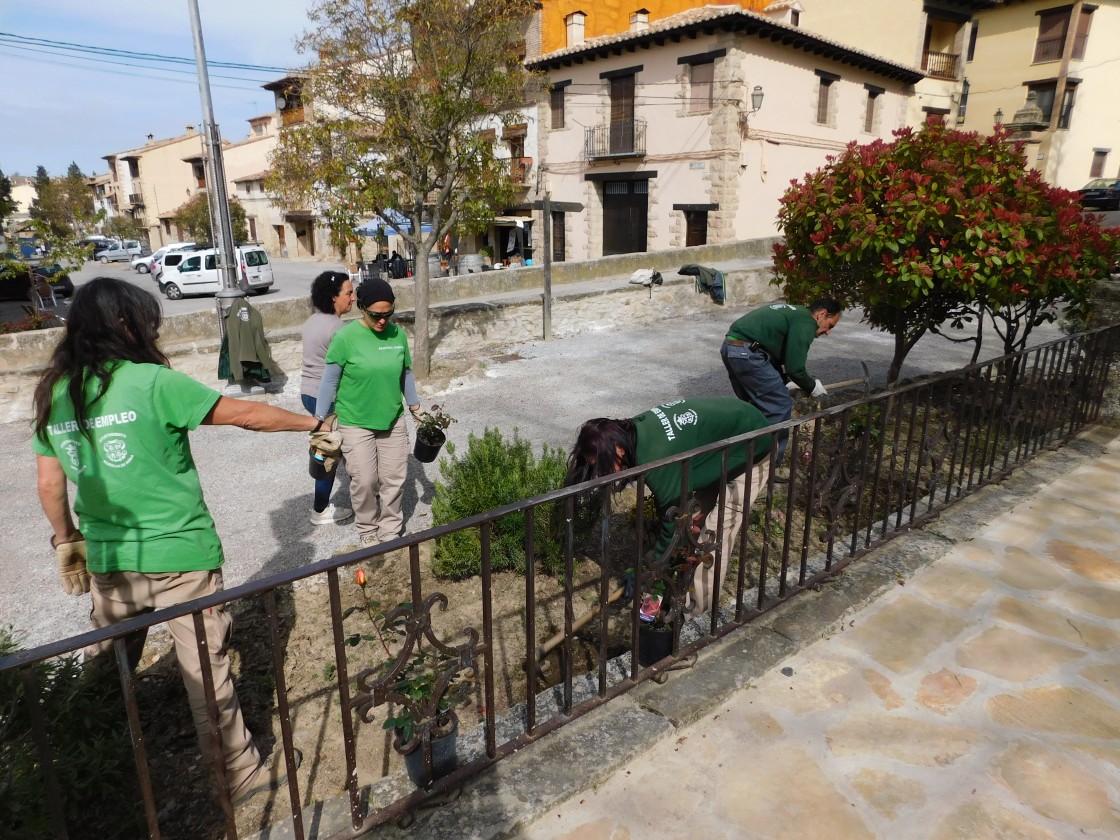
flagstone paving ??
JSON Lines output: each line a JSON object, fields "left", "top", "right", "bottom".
{"left": 518, "top": 431, "right": 1120, "bottom": 840}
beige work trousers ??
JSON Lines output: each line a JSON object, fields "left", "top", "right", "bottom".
{"left": 87, "top": 569, "right": 262, "bottom": 799}
{"left": 688, "top": 457, "right": 770, "bottom": 616}
{"left": 340, "top": 416, "right": 409, "bottom": 541}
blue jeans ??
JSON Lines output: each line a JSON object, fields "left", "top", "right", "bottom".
{"left": 721, "top": 341, "right": 791, "bottom": 464}
{"left": 302, "top": 394, "right": 337, "bottom": 511}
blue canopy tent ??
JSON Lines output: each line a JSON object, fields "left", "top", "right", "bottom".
{"left": 354, "top": 210, "right": 432, "bottom": 237}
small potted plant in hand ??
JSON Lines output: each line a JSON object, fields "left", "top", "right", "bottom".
{"left": 412, "top": 404, "right": 455, "bottom": 463}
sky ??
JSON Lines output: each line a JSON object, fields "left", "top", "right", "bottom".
{"left": 0, "top": 0, "right": 313, "bottom": 178}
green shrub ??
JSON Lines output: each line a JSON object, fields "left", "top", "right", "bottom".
{"left": 431, "top": 428, "right": 570, "bottom": 578}
{"left": 0, "top": 627, "right": 145, "bottom": 839}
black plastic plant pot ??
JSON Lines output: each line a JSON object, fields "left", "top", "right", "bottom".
{"left": 308, "top": 450, "right": 338, "bottom": 480}
{"left": 637, "top": 623, "right": 674, "bottom": 667}
{"left": 413, "top": 429, "right": 446, "bottom": 463}
{"left": 399, "top": 720, "right": 458, "bottom": 787}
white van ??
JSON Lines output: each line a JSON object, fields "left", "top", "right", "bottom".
{"left": 159, "top": 245, "right": 275, "bottom": 299}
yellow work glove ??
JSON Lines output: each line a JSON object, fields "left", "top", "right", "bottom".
{"left": 53, "top": 536, "right": 90, "bottom": 596}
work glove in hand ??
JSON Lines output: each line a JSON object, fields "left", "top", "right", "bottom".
{"left": 309, "top": 415, "right": 342, "bottom": 457}
{"left": 785, "top": 381, "right": 801, "bottom": 393}
{"left": 811, "top": 379, "right": 828, "bottom": 398}
{"left": 54, "top": 536, "right": 90, "bottom": 596}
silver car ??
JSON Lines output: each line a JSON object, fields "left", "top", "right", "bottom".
{"left": 98, "top": 239, "right": 146, "bottom": 263}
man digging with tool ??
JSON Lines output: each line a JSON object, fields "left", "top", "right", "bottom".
{"left": 565, "top": 398, "right": 772, "bottom": 618}
{"left": 720, "top": 298, "right": 842, "bottom": 465}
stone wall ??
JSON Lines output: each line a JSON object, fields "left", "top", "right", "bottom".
{"left": 0, "top": 240, "right": 778, "bottom": 425}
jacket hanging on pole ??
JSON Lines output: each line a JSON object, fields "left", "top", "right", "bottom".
{"left": 222, "top": 298, "right": 276, "bottom": 381}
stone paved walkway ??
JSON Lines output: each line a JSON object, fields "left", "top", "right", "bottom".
{"left": 518, "top": 429, "right": 1120, "bottom": 840}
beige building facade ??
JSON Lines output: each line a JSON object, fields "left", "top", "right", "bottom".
{"left": 527, "top": 5, "right": 920, "bottom": 261}
{"left": 962, "top": 0, "right": 1120, "bottom": 188}
{"left": 794, "top": 0, "right": 1119, "bottom": 190}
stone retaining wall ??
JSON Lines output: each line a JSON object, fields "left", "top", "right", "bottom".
{"left": 0, "top": 242, "right": 778, "bottom": 425}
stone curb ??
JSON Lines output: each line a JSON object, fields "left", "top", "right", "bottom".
{"left": 245, "top": 424, "right": 1120, "bottom": 840}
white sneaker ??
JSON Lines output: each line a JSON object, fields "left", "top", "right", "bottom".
{"left": 309, "top": 504, "right": 354, "bottom": 526}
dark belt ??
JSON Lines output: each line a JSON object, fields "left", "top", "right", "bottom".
{"left": 725, "top": 338, "right": 765, "bottom": 353}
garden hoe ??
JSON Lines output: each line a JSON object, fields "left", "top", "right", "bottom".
{"left": 533, "top": 585, "right": 626, "bottom": 665}
{"left": 820, "top": 360, "right": 872, "bottom": 396}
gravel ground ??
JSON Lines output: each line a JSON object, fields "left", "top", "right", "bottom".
{"left": 1, "top": 306, "right": 1064, "bottom": 649}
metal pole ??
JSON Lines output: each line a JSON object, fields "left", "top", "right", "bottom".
{"left": 187, "top": 0, "right": 241, "bottom": 305}
{"left": 541, "top": 192, "right": 552, "bottom": 340}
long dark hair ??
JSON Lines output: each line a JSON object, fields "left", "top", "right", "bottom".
{"left": 33, "top": 276, "right": 168, "bottom": 441}
{"left": 310, "top": 270, "right": 350, "bottom": 314}
{"left": 565, "top": 418, "right": 637, "bottom": 486}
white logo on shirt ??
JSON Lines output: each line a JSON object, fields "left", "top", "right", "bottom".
{"left": 673, "top": 410, "right": 699, "bottom": 429}
{"left": 59, "top": 439, "right": 85, "bottom": 473}
{"left": 100, "top": 433, "right": 134, "bottom": 469}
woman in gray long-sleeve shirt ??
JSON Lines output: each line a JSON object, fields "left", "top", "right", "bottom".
{"left": 301, "top": 271, "right": 356, "bottom": 525}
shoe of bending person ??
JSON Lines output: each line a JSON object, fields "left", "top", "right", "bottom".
{"left": 309, "top": 504, "right": 354, "bottom": 525}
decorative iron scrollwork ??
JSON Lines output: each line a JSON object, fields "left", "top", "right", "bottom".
{"left": 350, "top": 590, "right": 481, "bottom": 761}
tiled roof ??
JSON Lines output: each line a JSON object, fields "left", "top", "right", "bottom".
{"left": 528, "top": 3, "right": 924, "bottom": 84}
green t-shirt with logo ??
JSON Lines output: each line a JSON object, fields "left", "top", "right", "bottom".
{"left": 633, "top": 397, "right": 772, "bottom": 555}
{"left": 325, "top": 320, "right": 411, "bottom": 429}
{"left": 31, "top": 362, "right": 224, "bottom": 574}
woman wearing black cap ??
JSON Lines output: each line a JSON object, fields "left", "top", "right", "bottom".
{"left": 315, "top": 278, "right": 420, "bottom": 546}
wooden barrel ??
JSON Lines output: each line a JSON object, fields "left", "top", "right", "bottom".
{"left": 426, "top": 255, "right": 446, "bottom": 278}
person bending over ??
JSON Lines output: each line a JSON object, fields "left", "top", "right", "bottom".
{"left": 566, "top": 397, "right": 772, "bottom": 617}
{"left": 720, "top": 298, "right": 841, "bottom": 463}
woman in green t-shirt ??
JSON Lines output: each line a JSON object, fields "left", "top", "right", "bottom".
{"left": 316, "top": 277, "right": 421, "bottom": 547}
{"left": 566, "top": 397, "right": 773, "bottom": 617}
{"left": 32, "top": 276, "right": 337, "bottom": 805}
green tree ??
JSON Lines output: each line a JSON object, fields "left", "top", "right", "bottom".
{"left": 268, "top": 0, "right": 539, "bottom": 377}
{"left": 103, "top": 215, "right": 146, "bottom": 241}
{"left": 172, "top": 192, "right": 249, "bottom": 243}
{"left": 772, "top": 124, "right": 1116, "bottom": 385}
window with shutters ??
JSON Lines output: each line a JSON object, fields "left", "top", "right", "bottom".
{"left": 689, "top": 61, "right": 714, "bottom": 113}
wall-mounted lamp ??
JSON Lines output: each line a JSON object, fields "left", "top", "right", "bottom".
{"left": 993, "top": 108, "right": 1004, "bottom": 126}
{"left": 741, "top": 85, "right": 765, "bottom": 142}
{"left": 750, "top": 85, "right": 765, "bottom": 113}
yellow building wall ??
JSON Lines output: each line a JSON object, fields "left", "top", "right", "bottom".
{"left": 541, "top": 0, "right": 770, "bottom": 55}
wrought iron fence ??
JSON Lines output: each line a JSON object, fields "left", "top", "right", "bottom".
{"left": 3, "top": 325, "right": 1118, "bottom": 839}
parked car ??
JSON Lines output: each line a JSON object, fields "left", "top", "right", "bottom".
{"left": 0, "top": 258, "right": 74, "bottom": 302}
{"left": 1078, "top": 178, "right": 1120, "bottom": 211}
{"left": 133, "top": 242, "right": 191, "bottom": 274}
{"left": 150, "top": 242, "right": 199, "bottom": 281}
{"left": 159, "top": 245, "right": 275, "bottom": 299}
{"left": 78, "top": 236, "right": 116, "bottom": 258}
{"left": 98, "top": 239, "right": 147, "bottom": 263}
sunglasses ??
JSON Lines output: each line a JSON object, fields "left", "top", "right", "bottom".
{"left": 366, "top": 308, "right": 395, "bottom": 321}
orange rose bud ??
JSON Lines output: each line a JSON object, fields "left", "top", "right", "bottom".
{"left": 356, "top": 568, "right": 367, "bottom": 587}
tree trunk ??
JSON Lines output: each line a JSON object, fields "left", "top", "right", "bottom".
{"left": 412, "top": 242, "right": 433, "bottom": 379}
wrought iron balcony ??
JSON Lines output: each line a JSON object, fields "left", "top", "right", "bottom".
{"left": 584, "top": 119, "right": 647, "bottom": 160}
{"left": 921, "top": 49, "right": 960, "bottom": 80}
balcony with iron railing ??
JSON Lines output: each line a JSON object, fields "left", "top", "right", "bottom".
{"left": 3, "top": 323, "right": 1118, "bottom": 838}
{"left": 921, "top": 49, "right": 960, "bottom": 80}
{"left": 585, "top": 119, "right": 647, "bottom": 159}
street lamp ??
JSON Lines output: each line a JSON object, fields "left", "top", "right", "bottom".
{"left": 994, "top": 107, "right": 1004, "bottom": 126}
{"left": 750, "top": 85, "right": 765, "bottom": 112}
{"left": 741, "top": 85, "right": 765, "bottom": 139}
